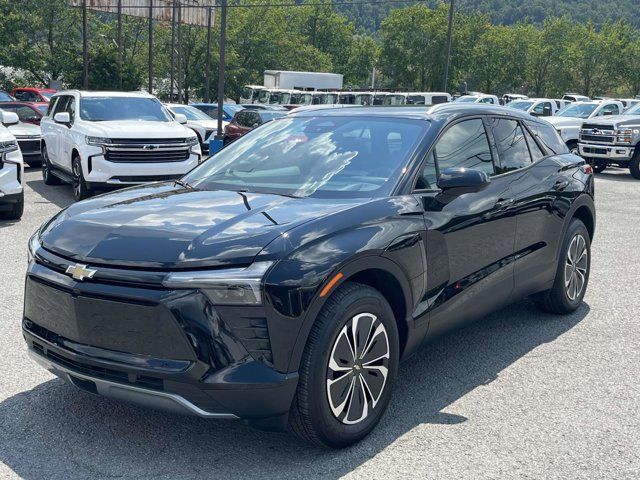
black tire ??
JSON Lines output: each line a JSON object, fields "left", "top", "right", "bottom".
{"left": 1, "top": 191, "right": 24, "bottom": 220}
{"left": 535, "top": 219, "right": 590, "bottom": 314}
{"left": 630, "top": 150, "right": 640, "bottom": 179}
{"left": 289, "top": 282, "right": 399, "bottom": 448}
{"left": 72, "top": 155, "right": 93, "bottom": 201}
{"left": 41, "top": 145, "right": 61, "bottom": 185}
{"left": 567, "top": 140, "right": 580, "bottom": 156}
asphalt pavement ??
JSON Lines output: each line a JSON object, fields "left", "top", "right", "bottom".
{"left": 0, "top": 167, "right": 638, "bottom": 479}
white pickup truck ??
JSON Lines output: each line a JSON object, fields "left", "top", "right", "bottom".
{"left": 544, "top": 100, "right": 624, "bottom": 153}
{"left": 0, "top": 110, "right": 24, "bottom": 220}
{"left": 40, "top": 90, "right": 201, "bottom": 201}
{"left": 506, "top": 98, "right": 557, "bottom": 117}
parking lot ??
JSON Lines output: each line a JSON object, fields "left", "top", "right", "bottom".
{"left": 0, "top": 167, "right": 638, "bottom": 479}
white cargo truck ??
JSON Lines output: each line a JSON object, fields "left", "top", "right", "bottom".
{"left": 263, "top": 70, "right": 343, "bottom": 90}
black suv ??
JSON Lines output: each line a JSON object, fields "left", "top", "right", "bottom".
{"left": 24, "top": 105, "right": 595, "bottom": 448}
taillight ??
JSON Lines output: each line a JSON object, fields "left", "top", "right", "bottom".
{"left": 581, "top": 164, "right": 593, "bottom": 174}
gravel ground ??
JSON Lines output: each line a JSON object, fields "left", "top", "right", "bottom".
{"left": 0, "top": 167, "right": 638, "bottom": 479}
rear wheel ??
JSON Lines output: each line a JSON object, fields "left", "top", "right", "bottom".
{"left": 535, "top": 219, "right": 590, "bottom": 314}
{"left": 630, "top": 150, "right": 640, "bottom": 179}
{"left": 41, "top": 145, "right": 61, "bottom": 185}
{"left": 72, "top": 155, "right": 92, "bottom": 201}
{"left": 289, "top": 282, "right": 399, "bottom": 448}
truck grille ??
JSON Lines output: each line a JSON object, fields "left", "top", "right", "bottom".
{"left": 580, "top": 134, "right": 614, "bottom": 143}
{"left": 15, "top": 137, "right": 40, "bottom": 155}
{"left": 580, "top": 125, "right": 615, "bottom": 144}
{"left": 104, "top": 138, "right": 191, "bottom": 163}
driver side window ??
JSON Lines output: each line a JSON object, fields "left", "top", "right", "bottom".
{"left": 415, "top": 118, "right": 495, "bottom": 190}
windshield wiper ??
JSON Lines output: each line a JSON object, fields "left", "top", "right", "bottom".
{"left": 173, "top": 179, "right": 194, "bottom": 190}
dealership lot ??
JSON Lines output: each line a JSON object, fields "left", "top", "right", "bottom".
{"left": 0, "top": 167, "right": 638, "bottom": 479}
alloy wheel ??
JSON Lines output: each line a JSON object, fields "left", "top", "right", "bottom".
{"left": 72, "top": 159, "right": 81, "bottom": 198}
{"left": 326, "top": 312, "right": 390, "bottom": 425}
{"left": 564, "top": 234, "right": 588, "bottom": 301}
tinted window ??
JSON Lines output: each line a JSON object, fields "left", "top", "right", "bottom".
{"left": 46, "top": 97, "right": 58, "bottom": 116}
{"left": 184, "top": 116, "right": 426, "bottom": 198}
{"left": 523, "top": 126, "right": 545, "bottom": 162}
{"left": 530, "top": 122, "right": 569, "bottom": 155}
{"left": 491, "top": 118, "right": 531, "bottom": 172}
{"left": 434, "top": 119, "right": 495, "bottom": 176}
{"left": 415, "top": 152, "right": 437, "bottom": 190}
{"left": 599, "top": 103, "right": 620, "bottom": 116}
{"left": 66, "top": 96, "right": 76, "bottom": 123}
{"left": 431, "top": 95, "right": 449, "bottom": 105}
{"left": 407, "top": 95, "right": 426, "bottom": 105}
{"left": 79, "top": 97, "right": 171, "bottom": 122}
{"left": 52, "top": 96, "right": 70, "bottom": 116}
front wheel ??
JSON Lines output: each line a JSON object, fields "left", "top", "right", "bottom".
{"left": 630, "top": 150, "right": 640, "bottom": 179}
{"left": 535, "top": 219, "right": 590, "bottom": 314}
{"left": 72, "top": 156, "right": 93, "bottom": 201}
{"left": 289, "top": 282, "right": 399, "bottom": 448}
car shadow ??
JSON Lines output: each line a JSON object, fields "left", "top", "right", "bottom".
{"left": 595, "top": 170, "right": 636, "bottom": 183}
{"left": 0, "top": 300, "right": 588, "bottom": 479}
{"left": 25, "top": 168, "right": 75, "bottom": 209}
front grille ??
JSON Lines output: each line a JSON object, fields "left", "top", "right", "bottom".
{"left": 105, "top": 148, "right": 190, "bottom": 163}
{"left": 17, "top": 139, "right": 40, "bottom": 155}
{"left": 580, "top": 134, "right": 614, "bottom": 143}
{"left": 111, "top": 174, "right": 182, "bottom": 183}
{"left": 110, "top": 138, "right": 187, "bottom": 144}
{"left": 31, "top": 337, "right": 164, "bottom": 390}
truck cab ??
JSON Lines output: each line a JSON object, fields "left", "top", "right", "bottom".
{"left": 507, "top": 98, "right": 557, "bottom": 117}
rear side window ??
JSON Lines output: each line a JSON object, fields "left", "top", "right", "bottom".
{"left": 491, "top": 118, "right": 532, "bottom": 173}
{"left": 46, "top": 97, "right": 58, "bottom": 116}
{"left": 531, "top": 122, "right": 569, "bottom": 155}
{"left": 523, "top": 127, "right": 545, "bottom": 162}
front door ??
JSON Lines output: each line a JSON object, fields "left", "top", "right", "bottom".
{"left": 414, "top": 117, "right": 517, "bottom": 339}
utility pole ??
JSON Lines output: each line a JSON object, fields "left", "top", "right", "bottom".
{"left": 170, "top": 1, "right": 176, "bottom": 102}
{"left": 177, "top": 2, "right": 183, "bottom": 102}
{"left": 443, "top": 0, "right": 455, "bottom": 92}
{"left": 82, "top": 0, "right": 88, "bottom": 89}
{"left": 204, "top": 7, "right": 212, "bottom": 103}
{"left": 212, "top": 0, "right": 228, "bottom": 152}
{"left": 117, "top": 0, "right": 123, "bottom": 89}
{"left": 148, "top": 0, "right": 153, "bottom": 94}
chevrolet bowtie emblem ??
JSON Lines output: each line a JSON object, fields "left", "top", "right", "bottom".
{"left": 65, "top": 263, "right": 97, "bottom": 281}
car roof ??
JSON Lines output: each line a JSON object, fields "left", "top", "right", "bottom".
{"left": 13, "top": 87, "right": 56, "bottom": 92}
{"left": 290, "top": 104, "right": 534, "bottom": 122}
{"left": 53, "top": 90, "right": 156, "bottom": 99}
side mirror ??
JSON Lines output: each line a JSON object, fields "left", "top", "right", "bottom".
{"left": 542, "top": 106, "right": 552, "bottom": 116}
{"left": 174, "top": 113, "right": 188, "bottom": 124}
{"left": 437, "top": 167, "right": 491, "bottom": 194}
{"left": 53, "top": 112, "right": 71, "bottom": 125}
{"left": 0, "top": 110, "right": 19, "bottom": 126}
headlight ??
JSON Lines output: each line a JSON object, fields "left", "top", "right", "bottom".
{"left": 27, "top": 232, "right": 41, "bottom": 264}
{"left": 0, "top": 140, "right": 19, "bottom": 154}
{"left": 162, "top": 261, "right": 274, "bottom": 305}
{"left": 186, "top": 136, "right": 199, "bottom": 146}
{"left": 615, "top": 129, "right": 633, "bottom": 144}
{"left": 86, "top": 136, "right": 111, "bottom": 146}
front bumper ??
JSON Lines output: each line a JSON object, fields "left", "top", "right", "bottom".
{"left": 22, "top": 252, "right": 298, "bottom": 424}
{"left": 0, "top": 149, "right": 24, "bottom": 197}
{"left": 578, "top": 143, "right": 635, "bottom": 162}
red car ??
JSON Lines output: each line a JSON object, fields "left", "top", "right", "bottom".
{"left": 0, "top": 101, "right": 48, "bottom": 125}
{"left": 11, "top": 87, "right": 56, "bottom": 103}
{"left": 224, "top": 108, "right": 285, "bottom": 144}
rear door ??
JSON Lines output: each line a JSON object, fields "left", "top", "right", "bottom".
{"left": 415, "top": 117, "right": 517, "bottom": 338}
{"left": 489, "top": 116, "right": 568, "bottom": 298}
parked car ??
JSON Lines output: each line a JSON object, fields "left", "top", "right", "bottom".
{"left": 190, "top": 102, "right": 244, "bottom": 122}
{"left": 506, "top": 98, "right": 556, "bottom": 117}
{"left": 578, "top": 101, "right": 640, "bottom": 177}
{"left": 453, "top": 94, "right": 500, "bottom": 105}
{"left": 24, "top": 104, "right": 595, "bottom": 448}
{"left": 562, "top": 93, "right": 590, "bottom": 103}
{"left": 290, "top": 91, "right": 314, "bottom": 106}
{"left": 40, "top": 90, "right": 201, "bottom": 201}
{"left": 0, "top": 110, "right": 24, "bottom": 219}
{"left": 224, "top": 108, "right": 286, "bottom": 144}
{"left": 0, "top": 101, "right": 48, "bottom": 125}
{"left": 545, "top": 100, "right": 624, "bottom": 154}
{"left": 11, "top": 87, "right": 56, "bottom": 103}
{"left": 354, "top": 92, "right": 374, "bottom": 105}
{"left": 405, "top": 92, "right": 452, "bottom": 105}
{"left": 552, "top": 99, "right": 571, "bottom": 110}
{"left": 256, "top": 88, "right": 294, "bottom": 105}
{"left": 502, "top": 93, "right": 528, "bottom": 104}
{"left": 0, "top": 91, "right": 16, "bottom": 102}
{"left": 239, "top": 85, "right": 266, "bottom": 104}
{"left": 165, "top": 103, "right": 221, "bottom": 154}
{"left": 618, "top": 98, "right": 640, "bottom": 109}
{"left": 6, "top": 121, "right": 41, "bottom": 167}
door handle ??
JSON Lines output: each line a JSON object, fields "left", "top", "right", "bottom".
{"left": 495, "top": 198, "right": 514, "bottom": 210}
{"left": 553, "top": 180, "right": 569, "bottom": 191}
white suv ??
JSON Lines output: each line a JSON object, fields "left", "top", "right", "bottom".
{"left": 40, "top": 91, "right": 201, "bottom": 200}
{"left": 0, "top": 110, "right": 24, "bottom": 220}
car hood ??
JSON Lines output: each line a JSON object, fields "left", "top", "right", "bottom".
{"left": 545, "top": 116, "right": 584, "bottom": 128}
{"left": 39, "top": 184, "right": 359, "bottom": 269}
{"left": 82, "top": 120, "right": 195, "bottom": 139}
{"left": 8, "top": 122, "right": 40, "bottom": 136}
{"left": 579, "top": 115, "right": 640, "bottom": 128}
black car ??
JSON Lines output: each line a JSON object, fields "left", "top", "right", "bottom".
{"left": 24, "top": 105, "right": 595, "bottom": 448}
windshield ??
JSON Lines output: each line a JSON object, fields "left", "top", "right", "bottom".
{"left": 0, "top": 92, "right": 13, "bottom": 101}
{"left": 80, "top": 97, "right": 171, "bottom": 122}
{"left": 383, "top": 95, "right": 406, "bottom": 105}
{"left": 170, "top": 105, "right": 212, "bottom": 121}
{"left": 508, "top": 101, "right": 534, "bottom": 111}
{"left": 41, "top": 92, "right": 54, "bottom": 100}
{"left": 455, "top": 96, "right": 478, "bottom": 103}
{"left": 623, "top": 103, "right": 640, "bottom": 115}
{"left": 183, "top": 116, "right": 427, "bottom": 198}
{"left": 320, "top": 94, "right": 338, "bottom": 104}
{"left": 556, "top": 103, "right": 598, "bottom": 118}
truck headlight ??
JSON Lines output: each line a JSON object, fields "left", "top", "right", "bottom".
{"left": 186, "top": 136, "right": 199, "bottom": 146}
{"left": 86, "top": 136, "right": 111, "bottom": 146}
{"left": 615, "top": 129, "right": 633, "bottom": 144}
{"left": 162, "top": 261, "right": 274, "bottom": 305}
